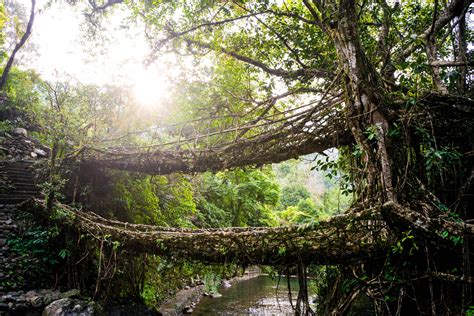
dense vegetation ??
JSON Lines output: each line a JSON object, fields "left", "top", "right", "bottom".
{"left": 0, "top": 65, "right": 346, "bottom": 308}
{"left": 0, "top": 0, "right": 473, "bottom": 315}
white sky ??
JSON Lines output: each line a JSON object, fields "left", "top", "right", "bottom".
{"left": 15, "top": 0, "right": 173, "bottom": 106}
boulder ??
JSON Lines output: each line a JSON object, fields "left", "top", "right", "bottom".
{"left": 12, "top": 128, "right": 27, "bottom": 137}
{"left": 42, "top": 298, "right": 97, "bottom": 316}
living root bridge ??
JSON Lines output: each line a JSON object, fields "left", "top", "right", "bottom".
{"left": 23, "top": 199, "right": 474, "bottom": 266}
{"left": 25, "top": 199, "right": 390, "bottom": 266}
{"left": 79, "top": 136, "right": 344, "bottom": 175}
{"left": 76, "top": 94, "right": 349, "bottom": 175}
{"left": 75, "top": 93, "right": 471, "bottom": 177}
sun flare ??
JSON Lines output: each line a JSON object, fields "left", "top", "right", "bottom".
{"left": 132, "top": 69, "right": 169, "bottom": 108}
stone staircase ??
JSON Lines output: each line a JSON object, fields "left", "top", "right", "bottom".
{"left": 0, "top": 160, "right": 42, "bottom": 294}
{"left": 0, "top": 160, "right": 41, "bottom": 204}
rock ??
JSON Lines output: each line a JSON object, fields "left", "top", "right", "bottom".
{"left": 0, "top": 302, "right": 8, "bottom": 311}
{"left": 30, "top": 152, "right": 38, "bottom": 158}
{"left": 0, "top": 239, "right": 6, "bottom": 247}
{"left": 202, "top": 292, "right": 209, "bottom": 297}
{"left": 42, "top": 298, "right": 97, "bottom": 316}
{"left": 209, "top": 292, "right": 222, "bottom": 298}
{"left": 34, "top": 148, "right": 47, "bottom": 157}
{"left": 42, "top": 292, "right": 61, "bottom": 306}
{"left": 4, "top": 219, "right": 11, "bottom": 225}
{"left": 182, "top": 306, "right": 193, "bottom": 314}
{"left": 25, "top": 290, "right": 38, "bottom": 297}
{"left": 59, "top": 289, "right": 81, "bottom": 299}
{"left": 26, "top": 295, "right": 43, "bottom": 308}
{"left": 222, "top": 280, "right": 231, "bottom": 288}
{"left": 184, "top": 285, "right": 190, "bottom": 290}
{"left": 12, "top": 128, "right": 27, "bottom": 137}
{"left": 72, "top": 304, "right": 82, "bottom": 312}
{"left": 2, "top": 293, "right": 18, "bottom": 302}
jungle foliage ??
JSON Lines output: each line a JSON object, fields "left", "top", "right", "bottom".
{"left": 0, "top": 0, "right": 473, "bottom": 314}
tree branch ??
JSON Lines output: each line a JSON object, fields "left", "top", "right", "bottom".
{"left": 154, "top": 11, "right": 270, "bottom": 49}
{"left": 0, "top": 0, "right": 35, "bottom": 91}
{"left": 395, "top": 0, "right": 472, "bottom": 63}
{"left": 175, "top": 34, "right": 330, "bottom": 80}
{"left": 87, "top": 0, "right": 123, "bottom": 13}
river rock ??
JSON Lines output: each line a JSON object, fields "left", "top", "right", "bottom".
{"left": 13, "top": 128, "right": 27, "bottom": 137}
{"left": 209, "top": 292, "right": 222, "bottom": 298}
{"left": 43, "top": 298, "right": 97, "bottom": 316}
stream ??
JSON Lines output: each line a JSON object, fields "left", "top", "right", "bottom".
{"left": 192, "top": 275, "right": 313, "bottom": 315}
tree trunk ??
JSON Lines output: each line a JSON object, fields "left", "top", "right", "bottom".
{"left": 0, "top": 0, "right": 35, "bottom": 91}
{"left": 330, "top": 0, "right": 394, "bottom": 203}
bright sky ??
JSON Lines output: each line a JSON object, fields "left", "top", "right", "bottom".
{"left": 16, "top": 0, "right": 171, "bottom": 107}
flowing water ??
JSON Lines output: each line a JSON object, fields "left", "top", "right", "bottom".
{"left": 193, "top": 275, "right": 313, "bottom": 316}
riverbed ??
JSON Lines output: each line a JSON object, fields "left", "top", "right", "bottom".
{"left": 193, "top": 275, "right": 311, "bottom": 315}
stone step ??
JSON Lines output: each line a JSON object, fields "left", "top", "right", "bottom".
{"left": 1, "top": 190, "right": 40, "bottom": 196}
{"left": 2, "top": 165, "right": 34, "bottom": 172}
{"left": 0, "top": 191, "right": 40, "bottom": 198}
{"left": 8, "top": 178, "right": 37, "bottom": 184}
{"left": 5, "top": 171, "right": 35, "bottom": 176}
{"left": 5, "top": 178, "right": 36, "bottom": 184}
{"left": 1, "top": 160, "right": 35, "bottom": 165}
{"left": 3, "top": 170, "right": 34, "bottom": 176}
{"left": 8, "top": 184, "right": 38, "bottom": 189}
{"left": 5, "top": 173, "right": 35, "bottom": 178}
{"left": 0, "top": 196, "right": 37, "bottom": 204}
